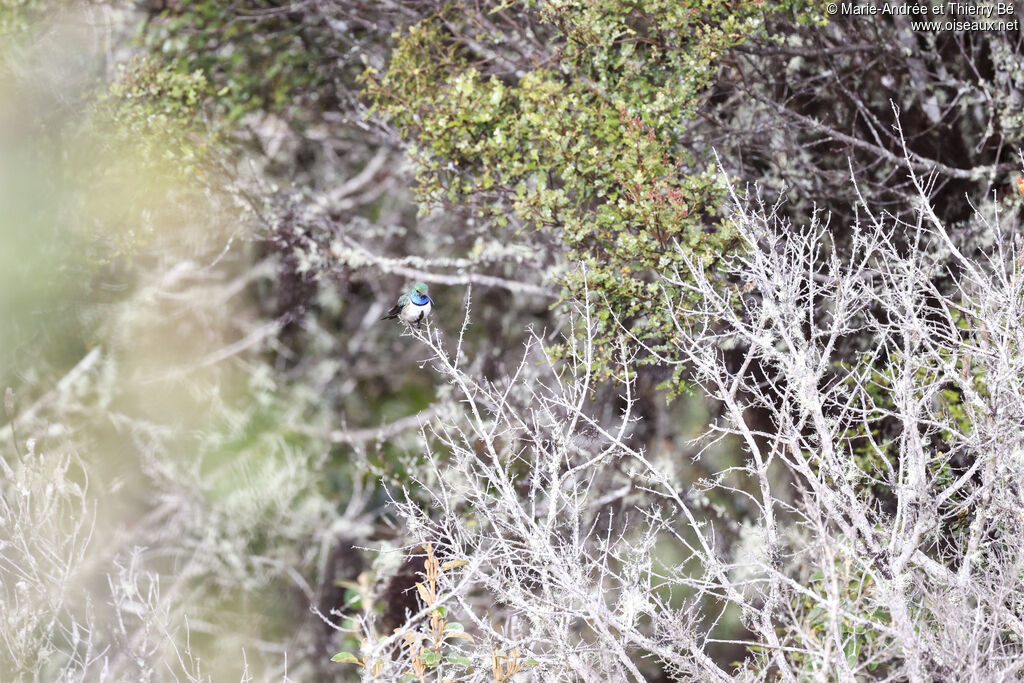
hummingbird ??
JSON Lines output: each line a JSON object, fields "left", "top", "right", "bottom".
{"left": 381, "top": 282, "right": 433, "bottom": 328}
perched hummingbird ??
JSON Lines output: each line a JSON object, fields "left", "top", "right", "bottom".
{"left": 381, "top": 282, "right": 433, "bottom": 328}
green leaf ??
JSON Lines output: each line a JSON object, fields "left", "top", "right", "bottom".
{"left": 342, "top": 588, "right": 362, "bottom": 608}
{"left": 447, "top": 654, "right": 473, "bottom": 666}
{"left": 423, "top": 650, "right": 441, "bottom": 666}
{"left": 331, "top": 651, "right": 360, "bottom": 664}
{"left": 844, "top": 637, "right": 858, "bottom": 665}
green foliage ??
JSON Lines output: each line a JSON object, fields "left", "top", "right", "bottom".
{"left": 787, "top": 563, "right": 894, "bottom": 677}
{"left": 69, "top": 55, "right": 226, "bottom": 262}
{"left": 363, "top": 0, "right": 817, "bottom": 386}
{"left": 839, "top": 339, "right": 984, "bottom": 550}
{"left": 93, "top": 55, "right": 217, "bottom": 179}
{"left": 138, "top": 0, "right": 339, "bottom": 122}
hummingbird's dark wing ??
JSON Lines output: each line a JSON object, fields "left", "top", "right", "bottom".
{"left": 380, "top": 294, "right": 409, "bottom": 320}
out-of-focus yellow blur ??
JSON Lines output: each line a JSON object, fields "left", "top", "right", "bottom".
{"left": 0, "top": 8, "right": 296, "bottom": 681}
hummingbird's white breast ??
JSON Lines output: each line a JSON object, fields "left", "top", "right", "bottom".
{"left": 400, "top": 298, "right": 431, "bottom": 324}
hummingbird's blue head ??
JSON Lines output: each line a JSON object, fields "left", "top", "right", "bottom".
{"left": 411, "top": 282, "right": 429, "bottom": 297}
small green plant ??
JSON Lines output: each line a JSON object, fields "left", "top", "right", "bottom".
{"left": 332, "top": 544, "right": 483, "bottom": 681}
